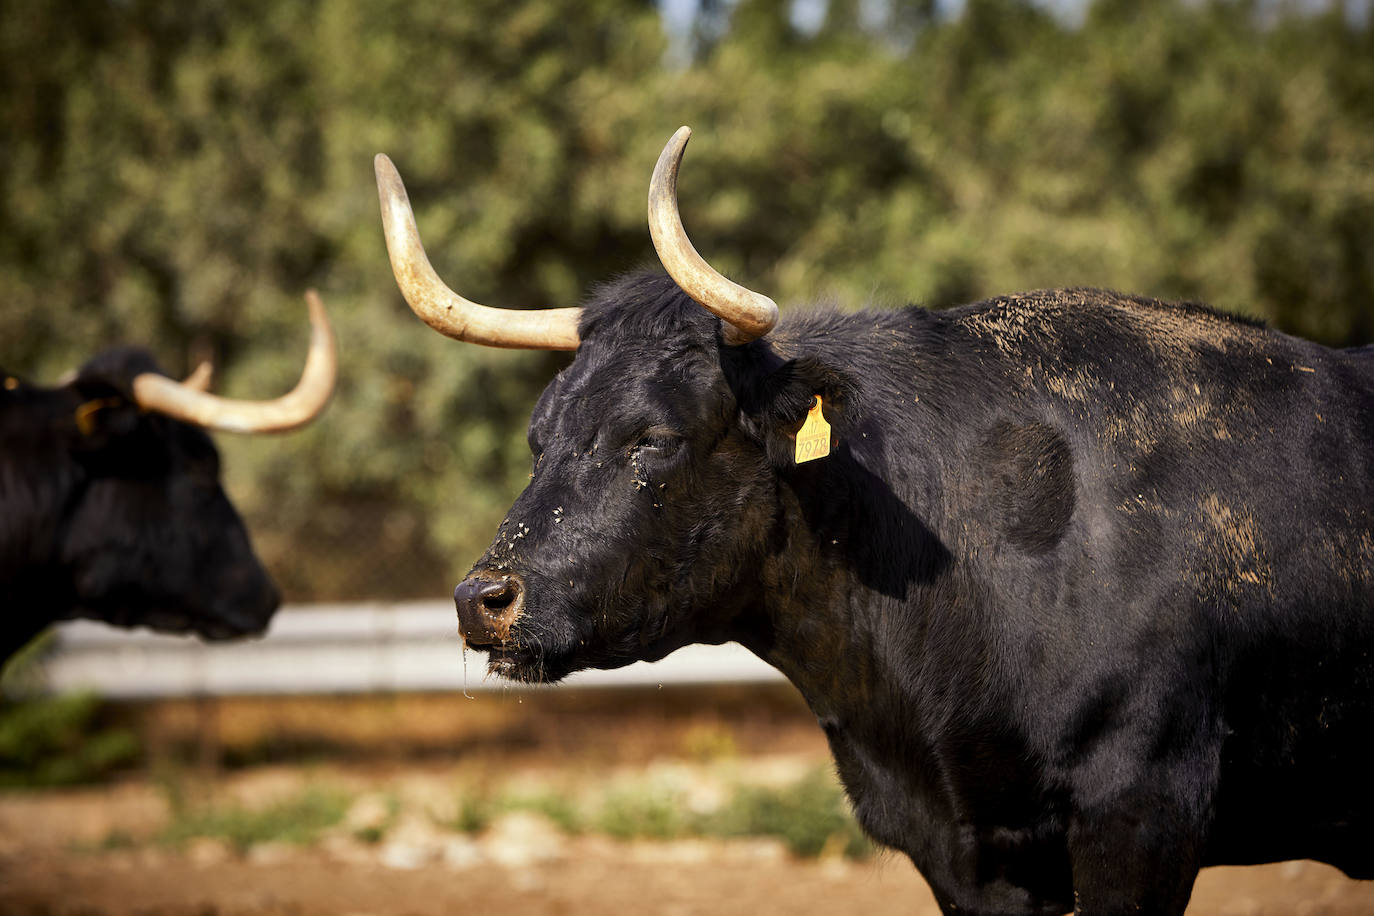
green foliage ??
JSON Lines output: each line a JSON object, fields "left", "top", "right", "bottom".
{"left": 584, "top": 767, "right": 872, "bottom": 858}
{"left": 451, "top": 792, "right": 497, "bottom": 834}
{"left": 513, "top": 790, "right": 586, "bottom": 835}
{"left": 680, "top": 722, "right": 740, "bottom": 761}
{"left": 159, "top": 784, "right": 350, "bottom": 853}
{"left": 447, "top": 767, "right": 871, "bottom": 858}
{"left": 0, "top": 631, "right": 56, "bottom": 697}
{"left": 99, "top": 829, "right": 138, "bottom": 851}
{"left": 595, "top": 784, "right": 690, "bottom": 840}
{"left": 0, "top": 693, "right": 139, "bottom": 788}
{"left": 698, "top": 768, "right": 872, "bottom": 859}
{"left": 353, "top": 825, "right": 385, "bottom": 844}
{"left": 448, "top": 786, "right": 585, "bottom": 835}
{"left": 352, "top": 793, "right": 400, "bottom": 844}
{"left": 3, "top": 1, "right": 1370, "bottom": 599}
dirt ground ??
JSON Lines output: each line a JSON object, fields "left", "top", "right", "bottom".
{"left": 5, "top": 846, "right": 1373, "bottom": 916}
{"left": 1, "top": 687, "right": 1372, "bottom": 916}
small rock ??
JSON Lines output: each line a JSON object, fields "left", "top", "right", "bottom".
{"left": 136, "top": 848, "right": 167, "bottom": 869}
{"left": 683, "top": 781, "right": 727, "bottom": 817}
{"left": 343, "top": 794, "right": 392, "bottom": 835}
{"left": 186, "top": 836, "right": 233, "bottom": 868}
{"left": 378, "top": 841, "right": 433, "bottom": 871}
{"left": 509, "top": 869, "right": 546, "bottom": 893}
{"left": 104, "top": 851, "right": 137, "bottom": 872}
{"left": 246, "top": 842, "right": 295, "bottom": 866}
{"left": 483, "top": 811, "right": 566, "bottom": 868}
{"left": 390, "top": 812, "right": 445, "bottom": 847}
{"left": 439, "top": 835, "right": 485, "bottom": 870}
{"left": 374, "top": 811, "right": 448, "bottom": 869}
{"left": 732, "top": 837, "right": 789, "bottom": 863}
{"left": 626, "top": 839, "right": 714, "bottom": 865}
{"left": 318, "top": 833, "right": 376, "bottom": 866}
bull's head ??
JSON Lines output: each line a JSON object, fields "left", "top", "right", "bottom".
{"left": 378, "top": 129, "right": 840, "bottom": 682}
{"left": 9, "top": 294, "right": 336, "bottom": 648}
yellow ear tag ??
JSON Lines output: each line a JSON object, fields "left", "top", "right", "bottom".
{"left": 794, "top": 395, "right": 832, "bottom": 464}
{"left": 74, "top": 397, "right": 123, "bottom": 436}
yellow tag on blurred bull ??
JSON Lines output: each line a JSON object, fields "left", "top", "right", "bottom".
{"left": 795, "top": 395, "right": 832, "bottom": 464}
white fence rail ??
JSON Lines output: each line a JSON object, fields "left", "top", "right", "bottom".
{"left": 35, "top": 600, "right": 784, "bottom": 699}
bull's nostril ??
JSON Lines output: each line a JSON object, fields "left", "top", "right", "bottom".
{"left": 480, "top": 581, "right": 517, "bottom": 613}
{"left": 455, "top": 574, "right": 524, "bottom": 645}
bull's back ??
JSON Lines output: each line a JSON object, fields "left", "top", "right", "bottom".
{"left": 1188, "top": 340, "right": 1374, "bottom": 872}
{"left": 953, "top": 297, "right": 1374, "bottom": 870}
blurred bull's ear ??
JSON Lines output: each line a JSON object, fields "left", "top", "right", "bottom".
{"left": 735, "top": 356, "right": 854, "bottom": 469}
{"left": 65, "top": 385, "right": 142, "bottom": 452}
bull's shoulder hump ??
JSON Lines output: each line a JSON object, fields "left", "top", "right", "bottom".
{"left": 950, "top": 287, "right": 1268, "bottom": 349}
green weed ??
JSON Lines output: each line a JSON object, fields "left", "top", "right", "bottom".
{"left": 0, "top": 693, "right": 139, "bottom": 788}
{"left": 159, "top": 785, "right": 349, "bottom": 854}
{"left": 698, "top": 769, "right": 873, "bottom": 860}
{"left": 594, "top": 785, "right": 689, "bottom": 841}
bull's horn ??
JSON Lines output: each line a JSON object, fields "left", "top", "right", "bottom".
{"left": 61, "top": 361, "right": 209, "bottom": 390}
{"left": 648, "top": 127, "right": 778, "bottom": 345}
{"left": 131, "top": 290, "right": 337, "bottom": 434}
{"left": 183, "top": 361, "right": 213, "bottom": 392}
{"left": 374, "top": 154, "right": 581, "bottom": 351}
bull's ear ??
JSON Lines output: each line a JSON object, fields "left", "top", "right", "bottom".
{"left": 735, "top": 355, "right": 856, "bottom": 468}
{"left": 66, "top": 388, "right": 142, "bottom": 453}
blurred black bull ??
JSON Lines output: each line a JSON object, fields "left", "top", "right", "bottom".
{"left": 377, "top": 128, "right": 1373, "bottom": 916}
{"left": 0, "top": 292, "right": 335, "bottom": 661}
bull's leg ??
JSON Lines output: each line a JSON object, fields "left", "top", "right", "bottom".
{"left": 1065, "top": 758, "right": 1218, "bottom": 916}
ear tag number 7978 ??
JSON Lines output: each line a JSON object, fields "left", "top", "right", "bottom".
{"left": 795, "top": 395, "right": 832, "bottom": 464}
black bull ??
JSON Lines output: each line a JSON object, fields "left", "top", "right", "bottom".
{"left": 450, "top": 274, "right": 1373, "bottom": 914}
{"left": 1, "top": 295, "right": 334, "bottom": 663}
{"left": 0, "top": 348, "right": 279, "bottom": 660}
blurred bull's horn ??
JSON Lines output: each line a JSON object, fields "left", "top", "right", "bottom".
{"left": 374, "top": 154, "right": 582, "bottom": 351}
{"left": 648, "top": 127, "right": 778, "bottom": 345}
{"left": 182, "top": 361, "right": 214, "bottom": 392}
{"left": 131, "top": 290, "right": 337, "bottom": 434}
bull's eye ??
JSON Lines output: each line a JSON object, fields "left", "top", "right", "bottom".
{"left": 631, "top": 429, "right": 683, "bottom": 457}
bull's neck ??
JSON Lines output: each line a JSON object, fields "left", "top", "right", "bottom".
{"left": 744, "top": 441, "right": 958, "bottom": 722}
{"left": 0, "top": 394, "right": 84, "bottom": 651}
{"left": 728, "top": 306, "right": 976, "bottom": 717}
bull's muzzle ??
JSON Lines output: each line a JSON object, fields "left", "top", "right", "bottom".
{"left": 453, "top": 572, "right": 524, "bottom": 647}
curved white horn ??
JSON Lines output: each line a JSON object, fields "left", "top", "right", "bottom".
{"left": 182, "top": 360, "right": 213, "bottom": 392}
{"left": 375, "top": 154, "right": 581, "bottom": 351}
{"left": 132, "top": 290, "right": 337, "bottom": 434}
{"left": 648, "top": 127, "right": 778, "bottom": 344}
